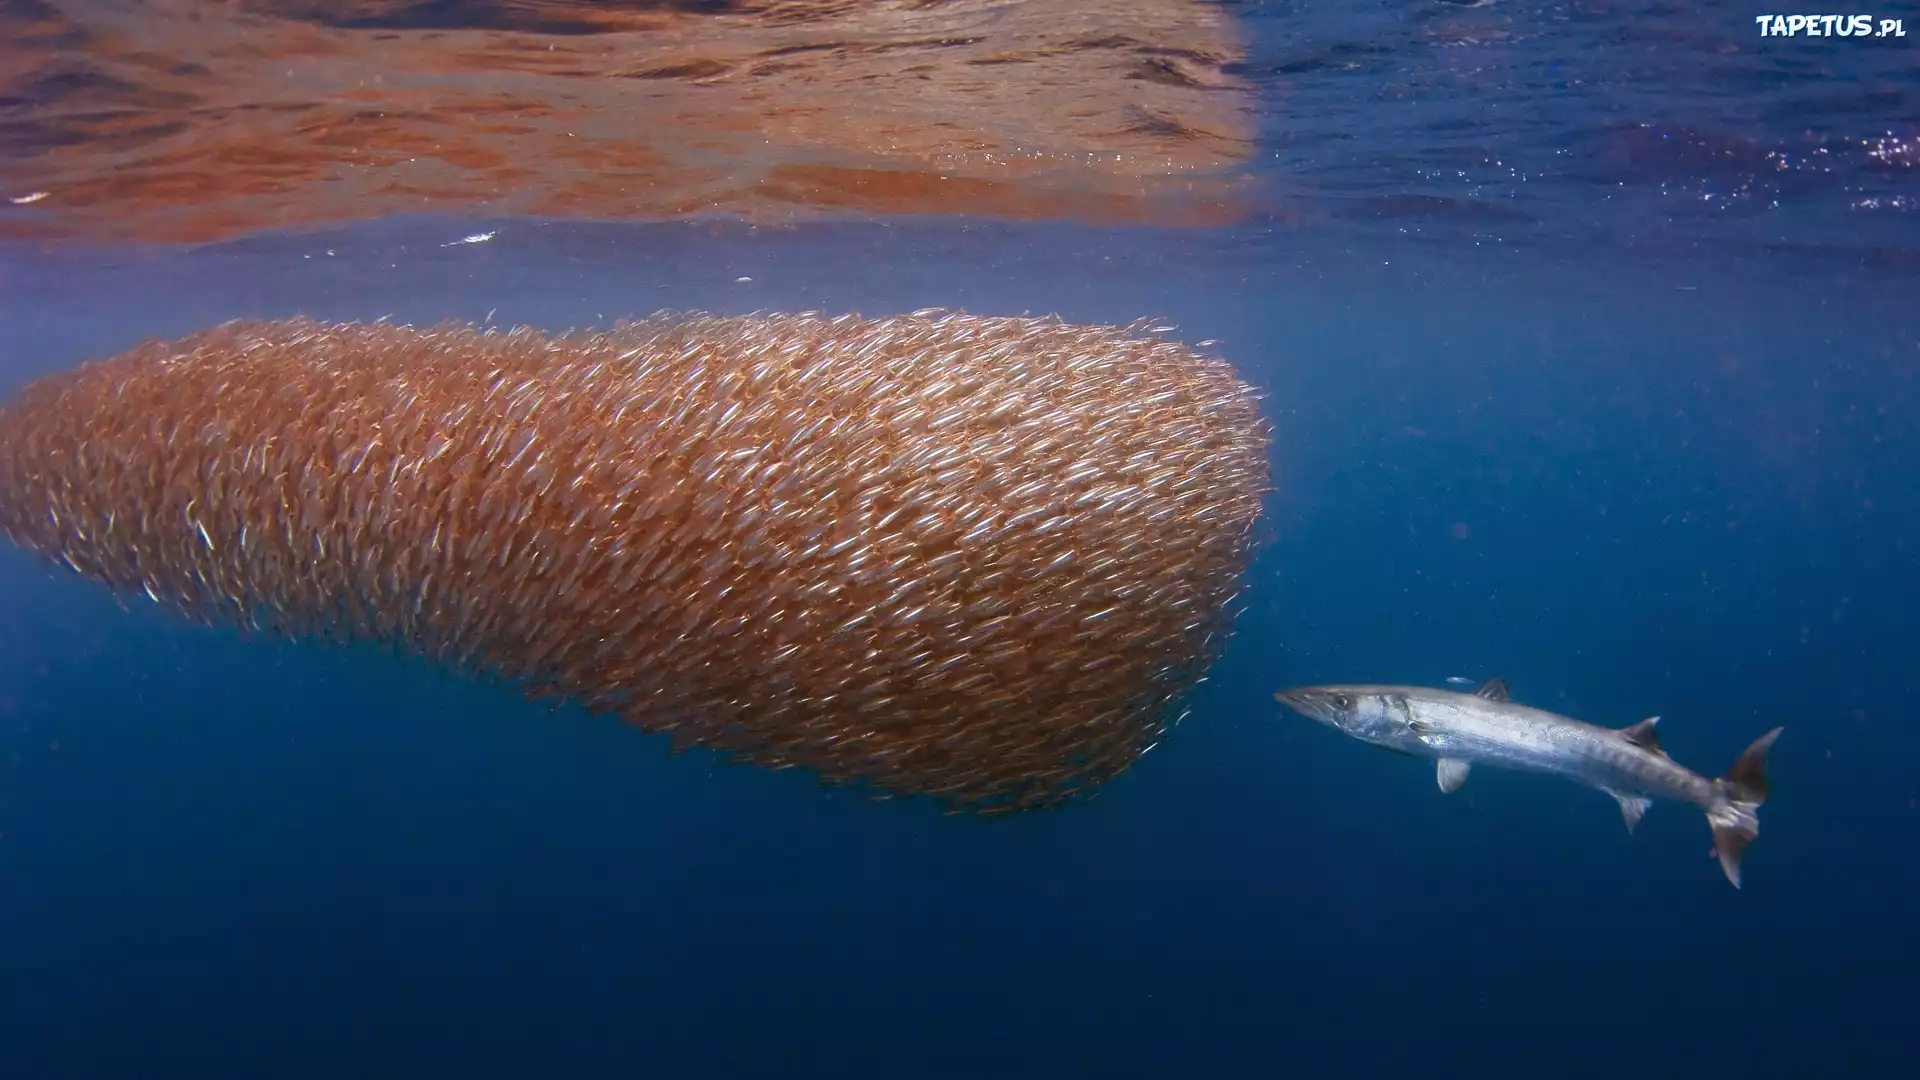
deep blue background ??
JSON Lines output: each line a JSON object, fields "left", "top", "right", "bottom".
{"left": 0, "top": 219, "right": 1913, "bottom": 1077}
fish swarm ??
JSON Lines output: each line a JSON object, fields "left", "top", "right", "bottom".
{"left": 0, "top": 312, "right": 1271, "bottom": 811}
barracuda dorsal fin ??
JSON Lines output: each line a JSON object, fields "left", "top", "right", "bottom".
{"left": 1606, "top": 789, "right": 1652, "bottom": 834}
{"left": 1436, "top": 758, "right": 1472, "bottom": 793}
{"left": 1475, "top": 678, "right": 1509, "bottom": 702}
{"left": 1618, "top": 716, "right": 1665, "bottom": 755}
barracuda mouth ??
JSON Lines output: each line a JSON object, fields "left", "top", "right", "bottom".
{"left": 1273, "top": 687, "right": 1348, "bottom": 723}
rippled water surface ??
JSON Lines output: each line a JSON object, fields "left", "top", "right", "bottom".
{"left": 2, "top": 1, "right": 1913, "bottom": 264}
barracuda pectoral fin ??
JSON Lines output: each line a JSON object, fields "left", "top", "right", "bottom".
{"left": 1605, "top": 789, "right": 1652, "bottom": 834}
{"left": 1474, "top": 678, "right": 1509, "bottom": 702}
{"left": 1435, "top": 758, "right": 1472, "bottom": 793}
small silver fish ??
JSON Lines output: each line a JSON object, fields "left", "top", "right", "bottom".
{"left": 1275, "top": 678, "right": 1783, "bottom": 888}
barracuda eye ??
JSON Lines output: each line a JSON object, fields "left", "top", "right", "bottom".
{"left": 1333, "top": 693, "right": 1351, "bottom": 710}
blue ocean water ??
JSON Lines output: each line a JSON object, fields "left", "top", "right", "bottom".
{"left": 3, "top": 3, "right": 1918, "bottom": 1078}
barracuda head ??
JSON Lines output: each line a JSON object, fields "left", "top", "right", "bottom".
{"left": 1273, "top": 685, "right": 1411, "bottom": 747}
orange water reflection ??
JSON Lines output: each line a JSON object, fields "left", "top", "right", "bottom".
{"left": 0, "top": 0, "right": 1259, "bottom": 244}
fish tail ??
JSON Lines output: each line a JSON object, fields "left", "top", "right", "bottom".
{"left": 1704, "top": 726, "right": 1784, "bottom": 889}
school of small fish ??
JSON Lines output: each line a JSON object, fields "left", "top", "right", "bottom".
{"left": 0, "top": 311, "right": 1272, "bottom": 811}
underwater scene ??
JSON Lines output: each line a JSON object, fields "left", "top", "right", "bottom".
{"left": 0, "top": 2, "right": 1914, "bottom": 1077}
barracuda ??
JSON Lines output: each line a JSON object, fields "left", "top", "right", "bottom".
{"left": 1275, "top": 678, "right": 1783, "bottom": 888}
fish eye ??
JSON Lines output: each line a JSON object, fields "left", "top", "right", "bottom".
{"left": 1333, "top": 693, "right": 1351, "bottom": 709}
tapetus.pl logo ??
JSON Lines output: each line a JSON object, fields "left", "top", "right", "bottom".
{"left": 1755, "top": 14, "right": 1907, "bottom": 37}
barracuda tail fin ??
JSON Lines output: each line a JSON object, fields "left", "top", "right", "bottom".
{"left": 1705, "top": 727, "right": 1784, "bottom": 889}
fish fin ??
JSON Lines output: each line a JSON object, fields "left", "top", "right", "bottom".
{"left": 1722, "top": 726, "right": 1783, "bottom": 804}
{"left": 1606, "top": 790, "right": 1651, "bottom": 834}
{"left": 1398, "top": 697, "right": 1431, "bottom": 736}
{"left": 1436, "top": 758, "right": 1472, "bottom": 793}
{"left": 1708, "top": 818, "right": 1755, "bottom": 889}
{"left": 1618, "top": 716, "right": 1665, "bottom": 755}
{"left": 1706, "top": 727, "right": 1785, "bottom": 888}
{"left": 1474, "top": 677, "right": 1509, "bottom": 702}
